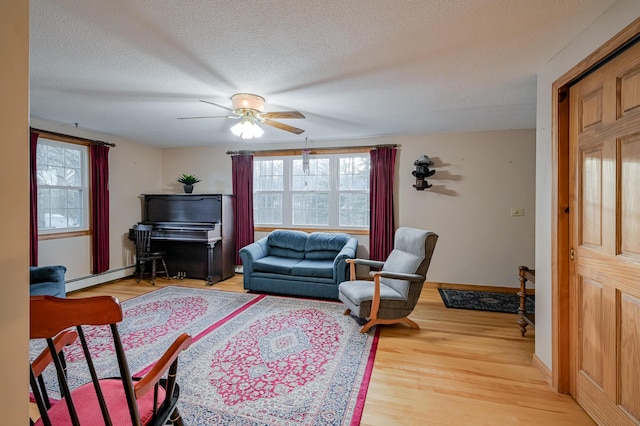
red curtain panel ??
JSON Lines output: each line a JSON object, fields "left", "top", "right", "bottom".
{"left": 232, "top": 153, "right": 255, "bottom": 264}
{"left": 90, "top": 144, "right": 110, "bottom": 274}
{"left": 369, "top": 146, "right": 397, "bottom": 261}
{"left": 30, "top": 131, "right": 39, "bottom": 266}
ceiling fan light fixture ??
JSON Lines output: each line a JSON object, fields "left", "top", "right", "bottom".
{"left": 231, "top": 93, "right": 265, "bottom": 113}
{"left": 231, "top": 117, "right": 264, "bottom": 139}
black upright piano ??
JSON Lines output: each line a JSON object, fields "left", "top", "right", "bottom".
{"left": 130, "top": 194, "right": 235, "bottom": 284}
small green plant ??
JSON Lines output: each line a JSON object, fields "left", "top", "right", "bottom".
{"left": 176, "top": 174, "right": 201, "bottom": 185}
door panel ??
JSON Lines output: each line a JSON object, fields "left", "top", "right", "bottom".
{"left": 570, "top": 40, "right": 640, "bottom": 425}
{"left": 620, "top": 294, "right": 640, "bottom": 420}
{"left": 620, "top": 135, "right": 640, "bottom": 258}
{"left": 579, "top": 278, "right": 604, "bottom": 386}
{"left": 580, "top": 146, "right": 603, "bottom": 248}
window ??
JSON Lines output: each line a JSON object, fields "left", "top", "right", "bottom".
{"left": 253, "top": 153, "right": 370, "bottom": 229}
{"left": 36, "top": 138, "right": 89, "bottom": 233}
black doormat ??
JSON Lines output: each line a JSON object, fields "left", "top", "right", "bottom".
{"left": 438, "top": 288, "right": 534, "bottom": 314}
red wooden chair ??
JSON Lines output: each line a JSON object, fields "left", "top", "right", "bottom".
{"left": 29, "top": 295, "right": 192, "bottom": 426}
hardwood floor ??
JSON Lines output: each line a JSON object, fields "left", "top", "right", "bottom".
{"left": 67, "top": 275, "right": 594, "bottom": 425}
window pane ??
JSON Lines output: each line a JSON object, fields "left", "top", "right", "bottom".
{"left": 65, "top": 148, "right": 80, "bottom": 168}
{"left": 67, "top": 189, "right": 81, "bottom": 208}
{"left": 340, "top": 156, "right": 370, "bottom": 190}
{"left": 67, "top": 209, "right": 82, "bottom": 228}
{"left": 292, "top": 193, "right": 328, "bottom": 225}
{"left": 254, "top": 193, "right": 282, "bottom": 225}
{"left": 339, "top": 193, "right": 369, "bottom": 227}
{"left": 37, "top": 139, "right": 88, "bottom": 233}
{"left": 254, "top": 159, "right": 283, "bottom": 191}
{"left": 65, "top": 167, "right": 81, "bottom": 186}
{"left": 48, "top": 146, "right": 64, "bottom": 166}
{"left": 50, "top": 209, "right": 68, "bottom": 229}
{"left": 51, "top": 188, "right": 66, "bottom": 209}
{"left": 292, "top": 158, "right": 329, "bottom": 191}
{"left": 36, "top": 144, "right": 48, "bottom": 167}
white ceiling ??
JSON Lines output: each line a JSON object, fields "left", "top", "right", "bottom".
{"left": 29, "top": 0, "right": 616, "bottom": 148}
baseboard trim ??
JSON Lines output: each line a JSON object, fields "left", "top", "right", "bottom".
{"left": 65, "top": 266, "right": 136, "bottom": 293}
{"left": 532, "top": 353, "right": 553, "bottom": 387}
{"left": 424, "top": 281, "right": 525, "bottom": 293}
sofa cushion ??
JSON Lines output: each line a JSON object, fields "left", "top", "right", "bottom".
{"left": 305, "top": 232, "right": 351, "bottom": 259}
{"left": 253, "top": 256, "right": 301, "bottom": 275}
{"left": 291, "top": 259, "right": 334, "bottom": 279}
{"left": 267, "top": 230, "right": 308, "bottom": 259}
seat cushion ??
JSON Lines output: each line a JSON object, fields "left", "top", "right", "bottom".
{"left": 291, "top": 259, "right": 334, "bottom": 278}
{"left": 35, "top": 378, "right": 166, "bottom": 426}
{"left": 339, "top": 280, "right": 406, "bottom": 305}
{"left": 253, "top": 256, "right": 302, "bottom": 275}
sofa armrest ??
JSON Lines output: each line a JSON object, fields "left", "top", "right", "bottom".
{"left": 29, "top": 265, "right": 67, "bottom": 297}
{"left": 333, "top": 237, "right": 358, "bottom": 284}
{"left": 29, "top": 265, "right": 67, "bottom": 285}
{"left": 238, "top": 237, "right": 269, "bottom": 275}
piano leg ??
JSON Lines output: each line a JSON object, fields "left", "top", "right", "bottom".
{"left": 206, "top": 242, "right": 216, "bottom": 285}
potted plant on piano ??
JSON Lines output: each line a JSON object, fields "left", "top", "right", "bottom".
{"left": 177, "top": 174, "right": 201, "bottom": 193}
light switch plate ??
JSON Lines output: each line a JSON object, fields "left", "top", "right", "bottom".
{"left": 510, "top": 208, "right": 525, "bottom": 216}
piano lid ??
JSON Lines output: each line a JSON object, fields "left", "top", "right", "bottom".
{"left": 143, "top": 194, "right": 223, "bottom": 224}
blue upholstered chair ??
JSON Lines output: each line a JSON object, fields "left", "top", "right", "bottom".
{"left": 29, "top": 265, "right": 67, "bottom": 297}
{"left": 338, "top": 227, "right": 438, "bottom": 333}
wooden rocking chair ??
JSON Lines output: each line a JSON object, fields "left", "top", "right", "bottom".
{"left": 29, "top": 295, "right": 192, "bottom": 426}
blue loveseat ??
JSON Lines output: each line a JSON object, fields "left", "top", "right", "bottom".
{"left": 29, "top": 265, "right": 67, "bottom": 297}
{"left": 239, "top": 230, "right": 358, "bottom": 299}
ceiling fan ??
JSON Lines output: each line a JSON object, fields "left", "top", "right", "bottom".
{"left": 178, "top": 93, "right": 305, "bottom": 138}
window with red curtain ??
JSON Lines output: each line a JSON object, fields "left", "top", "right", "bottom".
{"left": 232, "top": 153, "right": 254, "bottom": 264}
{"left": 369, "top": 146, "right": 397, "bottom": 261}
{"left": 30, "top": 129, "right": 111, "bottom": 274}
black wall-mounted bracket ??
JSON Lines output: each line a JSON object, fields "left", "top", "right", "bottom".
{"left": 412, "top": 155, "right": 435, "bottom": 190}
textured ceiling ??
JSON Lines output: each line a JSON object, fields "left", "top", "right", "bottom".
{"left": 29, "top": 0, "right": 617, "bottom": 147}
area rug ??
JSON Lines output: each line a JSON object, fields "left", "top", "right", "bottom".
{"left": 30, "top": 286, "right": 257, "bottom": 387}
{"left": 30, "top": 286, "right": 379, "bottom": 425}
{"left": 438, "top": 288, "right": 534, "bottom": 314}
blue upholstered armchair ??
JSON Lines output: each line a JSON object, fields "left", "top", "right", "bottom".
{"left": 29, "top": 265, "right": 67, "bottom": 297}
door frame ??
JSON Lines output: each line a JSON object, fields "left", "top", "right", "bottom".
{"left": 551, "top": 18, "right": 640, "bottom": 394}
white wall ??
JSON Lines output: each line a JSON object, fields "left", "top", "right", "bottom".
{"left": 163, "top": 129, "right": 536, "bottom": 288}
{"left": 535, "top": 0, "right": 640, "bottom": 370}
{"left": 32, "top": 119, "right": 164, "bottom": 290}
{"left": 1, "top": 1, "right": 29, "bottom": 423}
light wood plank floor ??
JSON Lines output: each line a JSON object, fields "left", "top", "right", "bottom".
{"left": 67, "top": 275, "right": 594, "bottom": 426}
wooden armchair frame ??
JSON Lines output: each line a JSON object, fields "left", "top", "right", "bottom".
{"left": 29, "top": 295, "right": 192, "bottom": 426}
{"left": 344, "top": 258, "right": 427, "bottom": 333}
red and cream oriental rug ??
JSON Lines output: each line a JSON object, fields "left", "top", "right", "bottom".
{"left": 30, "top": 286, "right": 380, "bottom": 425}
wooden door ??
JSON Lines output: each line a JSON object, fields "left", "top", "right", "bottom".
{"left": 569, "top": 40, "right": 640, "bottom": 425}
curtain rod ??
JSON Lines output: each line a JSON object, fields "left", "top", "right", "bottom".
{"left": 226, "top": 144, "right": 397, "bottom": 156}
{"left": 31, "top": 128, "right": 116, "bottom": 147}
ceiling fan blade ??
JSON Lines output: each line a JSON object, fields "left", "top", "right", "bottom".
{"left": 199, "top": 99, "right": 234, "bottom": 112}
{"left": 177, "top": 115, "right": 236, "bottom": 120}
{"left": 261, "top": 111, "right": 305, "bottom": 119}
{"left": 264, "top": 119, "right": 305, "bottom": 134}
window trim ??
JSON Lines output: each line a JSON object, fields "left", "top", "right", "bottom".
{"left": 35, "top": 131, "right": 92, "bottom": 240}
